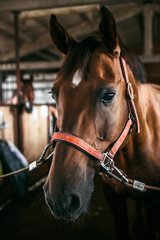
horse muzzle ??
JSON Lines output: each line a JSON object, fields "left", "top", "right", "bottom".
{"left": 43, "top": 181, "right": 93, "bottom": 221}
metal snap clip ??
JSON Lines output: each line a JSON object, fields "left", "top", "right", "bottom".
{"left": 127, "top": 82, "right": 134, "bottom": 100}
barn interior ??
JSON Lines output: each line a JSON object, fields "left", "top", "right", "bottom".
{"left": 0, "top": 0, "right": 160, "bottom": 239}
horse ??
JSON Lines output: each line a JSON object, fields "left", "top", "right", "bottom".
{"left": 8, "top": 74, "right": 34, "bottom": 113}
{"left": 43, "top": 6, "right": 160, "bottom": 240}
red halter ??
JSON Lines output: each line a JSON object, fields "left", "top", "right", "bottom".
{"left": 51, "top": 57, "right": 140, "bottom": 165}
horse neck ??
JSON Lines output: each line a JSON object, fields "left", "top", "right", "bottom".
{"left": 124, "top": 67, "right": 160, "bottom": 161}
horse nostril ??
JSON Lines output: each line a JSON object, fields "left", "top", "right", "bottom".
{"left": 67, "top": 194, "right": 81, "bottom": 213}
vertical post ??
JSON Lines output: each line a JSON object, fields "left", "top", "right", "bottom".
{"left": 14, "top": 11, "right": 21, "bottom": 93}
{"left": 14, "top": 11, "right": 23, "bottom": 152}
{"left": 143, "top": 5, "right": 154, "bottom": 57}
{"left": 0, "top": 72, "right": 2, "bottom": 101}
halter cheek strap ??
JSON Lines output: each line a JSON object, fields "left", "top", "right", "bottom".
{"left": 120, "top": 57, "right": 140, "bottom": 134}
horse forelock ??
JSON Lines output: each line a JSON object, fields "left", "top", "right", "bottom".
{"left": 57, "top": 35, "right": 146, "bottom": 86}
{"left": 57, "top": 36, "right": 101, "bottom": 81}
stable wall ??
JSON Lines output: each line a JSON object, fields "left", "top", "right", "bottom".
{"left": 0, "top": 104, "right": 54, "bottom": 203}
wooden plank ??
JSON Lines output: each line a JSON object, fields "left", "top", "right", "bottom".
{"left": 0, "top": 0, "right": 130, "bottom": 12}
{"left": 143, "top": 6, "right": 154, "bottom": 56}
{"left": 0, "top": 106, "right": 17, "bottom": 144}
{"left": 20, "top": 4, "right": 100, "bottom": 18}
{"left": 22, "top": 105, "right": 49, "bottom": 163}
{"left": 0, "top": 59, "right": 64, "bottom": 71}
{"left": 139, "top": 54, "right": 160, "bottom": 63}
{"left": 20, "top": 2, "right": 140, "bottom": 20}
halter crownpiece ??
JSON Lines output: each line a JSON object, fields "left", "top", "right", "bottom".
{"left": 120, "top": 57, "right": 140, "bottom": 134}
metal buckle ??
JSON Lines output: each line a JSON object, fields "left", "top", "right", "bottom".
{"left": 103, "top": 152, "right": 113, "bottom": 164}
{"left": 100, "top": 152, "right": 115, "bottom": 172}
{"left": 127, "top": 82, "right": 134, "bottom": 100}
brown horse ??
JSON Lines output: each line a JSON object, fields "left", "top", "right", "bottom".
{"left": 8, "top": 75, "right": 34, "bottom": 113}
{"left": 43, "top": 7, "right": 160, "bottom": 240}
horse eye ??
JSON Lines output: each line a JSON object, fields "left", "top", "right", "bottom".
{"left": 99, "top": 92, "right": 115, "bottom": 104}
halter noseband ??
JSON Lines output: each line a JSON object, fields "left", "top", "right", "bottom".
{"left": 51, "top": 57, "right": 141, "bottom": 188}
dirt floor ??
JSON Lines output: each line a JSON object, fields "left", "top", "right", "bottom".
{"left": 0, "top": 174, "right": 138, "bottom": 240}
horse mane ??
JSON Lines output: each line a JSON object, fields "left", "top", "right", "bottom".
{"left": 120, "top": 44, "right": 147, "bottom": 83}
{"left": 57, "top": 36, "right": 147, "bottom": 83}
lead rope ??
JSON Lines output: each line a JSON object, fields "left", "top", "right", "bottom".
{"left": 0, "top": 143, "right": 54, "bottom": 178}
{"left": 99, "top": 158, "right": 160, "bottom": 192}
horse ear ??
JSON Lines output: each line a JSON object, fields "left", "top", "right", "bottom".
{"left": 50, "top": 14, "right": 76, "bottom": 55}
{"left": 98, "top": 6, "right": 120, "bottom": 55}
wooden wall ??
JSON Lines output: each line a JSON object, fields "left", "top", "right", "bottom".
{"left": 0, "top": 105, "right": 50, "bottom": 162}
{"left": 0, "top": 106, "right": 17, "bottom": 144}
{"left": 22, "top": 105, "right": 49, "bottom": 163}
{"left": 0, "top": 104, "right": 54, "bottom": 203}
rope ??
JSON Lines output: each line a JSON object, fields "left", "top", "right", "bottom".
{"left": 0, "top": 166, "right": 29, "bottom": 178}
{"left": 0, "top": 143, "right": 53, "bottom": 178}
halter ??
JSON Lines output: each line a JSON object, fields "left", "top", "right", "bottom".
{"left": 51, "top": 58, "right": 139, "bottom": 172}
{"left": 50, "top": 57, "right": 146, "bottom": 191}
{"left": 1, "top": 57, "right": 160, "bottom": 192}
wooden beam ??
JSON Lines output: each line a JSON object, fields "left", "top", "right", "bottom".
{"left": 139, "top": 54, "right": 160, "bottom": 63}
{"left": 0, "top": 18, "right": 97, "bottom": 61}
{"left": 0, "top": 3, "right": 143, "bottom": 62}
{"left": 1, "top": 51, "right": 160, "bottom": 72}
{"left": 0, "top": 59, "right": 64, "bottom": 71}
{"left": 148, "top": 4, "right": 160, "bottom": 13}
{"left": 143, "top": 5, "right": 154, "bottom": 56}
{"left": 20, "top": 2, "right": 139, "bottom": 19}
{"left": 0, "top": 20, "right": 30, "bottom": 41}
{"left": 0, "top": 33, "right": 51, "bottom": 61}
{"left": 20, "top": 4, "right": 100, "bottom": 19}
{"left": 113, "top": 5, "right": 143, "bottom": 23}
{"left": 0, "top": 0, "right": 130, "bottom": 12}
{"left": 36, "top": 51, "right": 57, "bottom": 61}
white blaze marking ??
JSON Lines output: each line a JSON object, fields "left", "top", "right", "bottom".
{"left": 72, "top": 69, "right": 82, "bottom": 87}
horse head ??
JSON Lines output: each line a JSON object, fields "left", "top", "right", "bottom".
{"left": 43, "top": 7, "right": 132, "bottom": 221}
{"left": 20, "top": 75, "right": 34, "bottom": 113}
